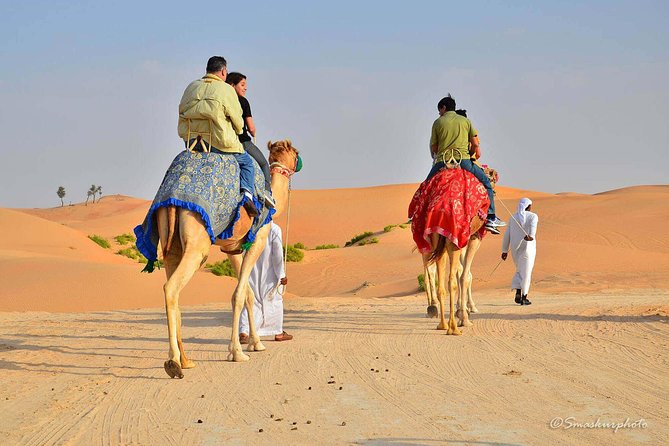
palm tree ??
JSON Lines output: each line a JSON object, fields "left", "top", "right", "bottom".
{"left": 95, "top": 185, "right": 103, "bottom": 203}
{"left": 57, "top": 186, "right": 66, "bottom": 207}
{"left": 86, "top": 184, "right": 97, "bottom": 206}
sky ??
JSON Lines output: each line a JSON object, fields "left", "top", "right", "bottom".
{"left": 1, "top": 0, "right": 667, "bottom": 208}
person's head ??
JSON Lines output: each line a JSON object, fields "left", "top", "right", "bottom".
{"left": 226, "top": 72, "right": 247, "bottom": 97}
{"left": 455, "top": 109, "right": 467, "bottom": 117}
{"left": 437, "top": 94, "right": 456, "bottom": 115}
{"left": 206, "top": 56, "right": 227, "bottom": 80}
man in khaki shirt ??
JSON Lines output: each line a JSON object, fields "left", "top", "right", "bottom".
{"left": 178, "top": 56, "right": 258, "bottom": 217}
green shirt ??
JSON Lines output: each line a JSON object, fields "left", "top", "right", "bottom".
{"left": 430, "top": 111, "right": 477, "bottom": 162}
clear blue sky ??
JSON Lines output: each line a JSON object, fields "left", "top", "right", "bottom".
{"left": 1, "top": 0, "right": 667, "bottom": 208}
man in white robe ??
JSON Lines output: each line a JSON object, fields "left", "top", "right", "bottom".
{"left": 501, "top": 198, "right": 538, "bottom": 305}
{"left": 239, "top": 222, "right": 293, "bottom": 342}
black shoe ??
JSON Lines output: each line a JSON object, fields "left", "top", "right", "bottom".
{"left": 514, "top": 290, "right": 522, "bottom": 304}
{"left": 520, "top": 295, "right": 532, "bottom": 305}
{"left": 242, "top": 192, "right": 259, "bottom": 217}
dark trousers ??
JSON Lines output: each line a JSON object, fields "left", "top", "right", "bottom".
{"left": 425, "top": 159, "right": 496, "bottom": 217}
{"left": 242, "top": 140, "right": 271, "bottom": 191}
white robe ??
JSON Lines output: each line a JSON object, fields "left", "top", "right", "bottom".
{"left": 240, "top": 223, "right": 285, "bottom": 336}
{"left": 502, "top": 208, "right": 538, "bottom": 296}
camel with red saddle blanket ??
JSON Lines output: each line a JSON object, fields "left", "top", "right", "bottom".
{"left": 409, "top": 166, "right": 492, "bottom": 335}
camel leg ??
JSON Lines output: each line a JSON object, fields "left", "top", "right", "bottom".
{"left": 158, "top": 209, "right": 210, "bottom": 378}
{"left": 455, "top": 250, "right": 465, "bottom": 318}
{"left": 460, "top": 236, "right": 481, "bottom": 326}
{"left": 228, "top": 225, "right": 270, "bottom": 362}
{"left": 423, "top": 254, "right": 438, "bottom": 318}
{"left": 228, "top": 253, "right": 265, "bottom": 353}
{"left": 446, "top": 244, "right": 462, "bottom": 335}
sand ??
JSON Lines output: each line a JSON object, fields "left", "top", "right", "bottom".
{"left": 1, "top": 184, "right": 668, "bottom": 445}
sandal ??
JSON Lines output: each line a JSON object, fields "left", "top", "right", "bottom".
{"left": 274, "top": 331, "right": 293, "bottom": 342}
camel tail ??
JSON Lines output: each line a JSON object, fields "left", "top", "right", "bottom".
{"left": 428, "top": 235, "right": 447, "bottom": 264}
{"left": 163, "top": 205, "right": 177, "bottom": 257}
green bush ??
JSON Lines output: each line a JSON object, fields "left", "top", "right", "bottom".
{"left": 293, "top": 242, "right": 307, "bottom": 250}
{"left": 418, "top": 274, "right": 426, "bottom": 292}
{"left": 383, "top": 224, "right": 397, "bottom": 233}
{"left": 315, "top": 244, "right": 339, "bottom": 250}
{"left": 344, "top": 231, "right": 374, "bottom": 247}
{"left": 114, "top": 233, "right": 136, "bottom": 245}
{"left": 208, "top": 260, "right": 237, "bottom": 277}
{"left": 88, "top": 234, "right": 110, "bottom": 249}
{"left": 285, "top": 245, "right": 304, "bottom": 262}
{"left": 117, "top": 248, "right": 138, "bottom": 260}
{"left": 399, "top": 223, "right": 409, "bottom": 229}
{"left": 358, "top": 237, "right": 379, "bottom": 246}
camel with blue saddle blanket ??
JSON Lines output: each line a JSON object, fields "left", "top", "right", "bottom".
{"left": 134, "top": 139, "right": 301, "bottom": 378}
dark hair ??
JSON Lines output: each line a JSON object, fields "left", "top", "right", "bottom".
{"left": 437, "top": 94, "right": 456, "bottom": 112}
{"left": 206, "top": 56, "right": 227, "bottom": 73}
{"left": 226, "top": 72, "right": 247, "bottom": 86}
{"left": 455, "top": 109, "right": 467, "bottom": 117}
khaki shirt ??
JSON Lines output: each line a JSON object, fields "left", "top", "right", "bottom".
{"left": 178, "top": 74, "right": 244, "bottom": 153}
{"left": 430, "top": 111, "right": 477, "bottom": 162}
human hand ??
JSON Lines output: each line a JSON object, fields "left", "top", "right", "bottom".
{"left": 280, "top": 277, "right": 288, "bottom": 285}
{"left": 524, "top": 235, "right": 534, "bottom": 241}
{"left": 501, "top": 252, "right": 508, "bottom": 261}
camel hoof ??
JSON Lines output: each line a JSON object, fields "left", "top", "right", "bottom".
{"left": 227, "top": 349, "right": 250, "bottom": 362}
{"left": 447, "top": 327, "right": 462, "bottom": 336}
{"left": 181, "top": 359, "right": 197, "bottom": 369}
{"left": 437, "top": 322, "right": 448, "bottom": 330}
{"left": 247, "top": 341, "right": 266, "bottom": 352}
{"left": 468, "top": 305, "right": 479, "bottom": 314}
{"left": 427, "top": 305, "right": 439, "bottom": 318}
{"left": 164, "top": 360, "right": 184, "bottom": 379}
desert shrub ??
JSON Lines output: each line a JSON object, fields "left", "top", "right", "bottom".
{"left": 208, "top": 260, "right": 237, "bottom": 277}
{"left": 285, "top": 245, "right": 304, "bottom": 262}
{"left": 293, "top": 242, "right": 307, "bottom": 250}
{"left": 383, "top": 224, "right": 397, "bottom": 233}
{"left": 88, "top": 234, "right": 110, "bottom": 249}
{"left": 344, "top": 231, "right": 374, "bottom": 247}
{"left": 315, "top": 244, "right": 339, "bottom": 250}
{"left": 117, "top": 248, "right": 138, "bottom": 260}
{"left": 418, "top": 274, "right": 426, "bottom": 292}
{"left": 399, "top": 223, "right": 409, "bottom": 229}
{"left": 358, "top": 237, "right": 379, "bottom": 246}
{"left": 114, "top": 233, "right": 136, "bottom": 245}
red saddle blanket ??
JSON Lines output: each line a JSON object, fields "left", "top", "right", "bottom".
{"left": 409, "top": 168, "right": 489, "bottom": 252}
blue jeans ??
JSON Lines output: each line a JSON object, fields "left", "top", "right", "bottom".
{"left": 425, "top": 159, "right": 496, "bottom": 218}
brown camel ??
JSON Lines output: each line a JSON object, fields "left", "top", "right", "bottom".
{"left": 157, "top": 140, "right": 300, "bottom": 378}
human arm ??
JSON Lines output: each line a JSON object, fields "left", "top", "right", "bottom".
{"left": 524, "top": 214, "right": 538, "bottom": 241}
{"left": 469, "top": 135, "right": 480, "bottom": 160}
{"left": 225, "top": 87, "right": 244, "bottom": 134}
{"left": 430, "top": 122, "right": 439, "bottom": 158}
{"left": 501, "top": 225, "right": 510, "bottom": 258}
{"left": 270, "top": 226, "right": 285, "bottom": 280}
{"left": 245, "top": 116, "right": 256, "bottom": 138}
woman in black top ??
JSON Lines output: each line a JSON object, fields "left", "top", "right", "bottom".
{"left": 226, "top": 72, "right": 274, "bottom": 208}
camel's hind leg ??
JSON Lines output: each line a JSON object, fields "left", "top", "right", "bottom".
{"left": 158, "top": 208, "right": 210, "bottom": 378}
{"left": 422, "top": 256, "right": 438, "bottom": 318}
{"left": 228, "top": 225, "right": 270, "bottom": 362}
{"left": 445, "top": 243, "right": 462, "bottom": 335}
{"left": 228, "top": 253, "right": 265, "bottom": 353}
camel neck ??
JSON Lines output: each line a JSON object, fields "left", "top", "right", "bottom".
{"left": 269, "top": 172, "right": 290, "bottom": 218}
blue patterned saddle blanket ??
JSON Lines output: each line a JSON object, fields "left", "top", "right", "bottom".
{"left": 134, "top": 150, "right": 274, "bottom": 262}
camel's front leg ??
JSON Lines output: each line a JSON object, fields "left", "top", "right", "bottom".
{"left": 228, "top": 253, "right": 265, "bottom": 353}
{"left": 422, "top": 254, "right": 438, "bottom": 318}
{"left": 228, "top": 226, "right": 270, "bottom": 362}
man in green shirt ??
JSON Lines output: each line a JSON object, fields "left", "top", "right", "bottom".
{"left": 425, "top": 95, "right": 505, "bottom": 233}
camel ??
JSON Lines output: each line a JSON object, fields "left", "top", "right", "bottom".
{"left": 424, "top": 245, "right": 480, "bottom": 321}
{"left": 409, "top": 167, "right": 490, "bottom": 335}
{"left": 153, "top": 140, "right": 300, "bottom": 378}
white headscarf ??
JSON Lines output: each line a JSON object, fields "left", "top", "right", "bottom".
{"left": 516, "top": 198, "right": 532, "bottom": 226}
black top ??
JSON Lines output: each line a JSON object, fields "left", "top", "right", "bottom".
{"left": 238, "top": 95, "right": 252, "bottom": 143}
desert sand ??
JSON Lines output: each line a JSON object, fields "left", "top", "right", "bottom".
{"left": 1, "top": 184, "right": 668, "bottom": 445}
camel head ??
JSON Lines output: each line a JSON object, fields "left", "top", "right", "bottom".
{"left": 267, "top": 139, "right": 301, "bottom": 177}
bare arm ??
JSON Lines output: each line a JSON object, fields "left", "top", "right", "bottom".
{"left": 245, "top": 116, "right": 256, "bottom": 138}
{"left": 430, "top": 143, "right": 439, "bottom": 158}
{"left": 469, "top": 135, "right": 480, "bottom": 159}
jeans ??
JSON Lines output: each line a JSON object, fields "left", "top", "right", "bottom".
{"left": 187, "top": 139, "right": 255, "bottom": 195}
{"left": 425, "top": 159, "right": 496, "bottom": 218}
{"left": 242, "top": 140, "right": 271, "bottom": 191}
